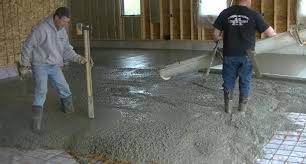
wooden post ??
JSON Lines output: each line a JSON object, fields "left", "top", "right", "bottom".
{"left": 118, "top": 0, "right": 123, "bottom": 40}
{"left": 190, "top": 0, "right": 194, "bottom": 40}
{"left": 287, "top": 0, "right": 291, "bottom": 30}
{"left": 179, "top": 0, "right": 183, "bottom": 40}
{"left": 273, "top": 0, "right": 277, "bottom": 32}
{"left": 141, "top": 0, "right": 146, "bottom": 40}
{"left": 83, "top": 29, "right": 94, "bottom": 119}
{"left": 170, "top": 0, "right": 173, "bottom": 40}
{"left": 260, "top": 0, "right": 264, "bottom": 38}
{"left": 159, "top": 0, "right": 163, "bottom": 39}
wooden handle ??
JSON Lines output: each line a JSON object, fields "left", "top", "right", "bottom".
{"left": 84, "top": 30, "right": 95, "bottom": 119}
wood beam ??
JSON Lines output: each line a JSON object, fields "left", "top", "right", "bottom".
{"left": 118, "top": 0, "right": 123, "bottom": 39}
{"left": 170, "top": 0, "right": 173, "bottom": 40}
{"left": 141, "top": 0, "right": 146, "bottom": 39}
{"left": 274, "top": 0, "right": 277, "bottom": 32}
{"left": 159, "top": 0, "right": 163, "bottom": 39}
{"left": 179, "top": 0, "right": 183, "bottom": 40}
{"left": 190, "top": 0, "right": 194, "bottom": 40}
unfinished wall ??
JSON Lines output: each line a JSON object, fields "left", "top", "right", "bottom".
{"left": 70, "top": 0, "right": 297, "bottom": 41}
{"left": 0, "top": 0, "right": 65, "bottom": 67}
{"left": 0, "top": 0, "right": 299, "bottom": 68}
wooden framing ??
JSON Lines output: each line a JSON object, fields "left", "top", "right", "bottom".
{"left": 190, "top": 0, "right": 194, "bottom": 40}
{"left": 169, "top": 0, "right": 174, "bottom": 40}
{"left": 0, "top": 0, "right": 302, "bottom": 67}
{"left": 179, "top": 0, "right": 183, "bottom": 40}
{"left": 141, "top": 0, "right": 146, "bottom": 39}
{"left": 118, "top": 0, "right": 123, "bottom": 40}
{"left": 159, "top": 0, "right": 163, "bottom": 39}
{"left": 287, "top": 0, "right": 291, "bottom": 30}
{"left": 274, "top": 0, "right": 277, "bottom": 32}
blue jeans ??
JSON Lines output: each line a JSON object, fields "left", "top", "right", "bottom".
{"left": 32, "top": 65, "right": 72, "bottom": 107}
{"left": 222, "top": 56, "right": 253, "bottom": 97}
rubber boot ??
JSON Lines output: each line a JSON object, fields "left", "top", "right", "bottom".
{"left": 32, "top": 106, "right": 43, "bottom": 132}
{"left": 60, "top": 96, "right": 75, "bottom": 113}
{"left": 224, "top": 91, "right": 233, "bottom": 114}
{"left": 238, "top": 96, "right": 248, "bottom": 112}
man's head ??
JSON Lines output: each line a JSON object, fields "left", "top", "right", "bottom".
{"left": 53, "top": 7, "right": 71, "bottom": 30}
{"left": 238, "top": 0, "right": 252, "bottom": 8}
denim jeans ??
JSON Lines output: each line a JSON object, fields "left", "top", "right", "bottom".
{"left": 32, "top": 65, "right": 72, "bottom": 107}
{"left": 222, "top": 56, "right": 253, "bottom": 97}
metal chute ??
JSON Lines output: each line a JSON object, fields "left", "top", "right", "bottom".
{"left": 159, "top": 28, "right": 306, "bottom": 81}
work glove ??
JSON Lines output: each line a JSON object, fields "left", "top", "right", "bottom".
{"left": 77, "top": 56, "right": 94, "bottom": 67}
{"left": 18, "top": 65, "right": 31, "bottom": 79}
{"left": 77, "top": 56, "right": 87, "bottom": 64}
{"left": 20, "top": 66, "right": 30, "bottom": 75}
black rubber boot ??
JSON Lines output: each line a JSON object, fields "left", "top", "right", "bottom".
{"left": 238, "top": 96, "right": 248, "bottom": 112}
{"left": 60, "top": 96, "right": 75, "bottom": 113}
{"left": 32, "top": 106, "right": 43, "bottom": 132}
{"left": 224, "top": 91, "right": 233, "bottom": 114}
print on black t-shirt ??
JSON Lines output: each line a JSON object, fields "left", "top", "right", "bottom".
{"left": 228, "top": 15, "right": 249, "bottom": 26}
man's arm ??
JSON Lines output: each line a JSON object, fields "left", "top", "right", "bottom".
{"left": 263, "top": 26, "right": 276, "bottom": 37}
{"left": 21, "top": 27, "right": 40, "bottom": 66}
{"left": 213, "top": 28, "right": 223, "bottom": 42}
{"left": 62, "top": 31, "right": 86, "bottom": 64}
{"left": 254, "top": 12, "right": 276, "bottom": 38}
{"left": 213, "top": 10, "right": 225, "bottom": 42}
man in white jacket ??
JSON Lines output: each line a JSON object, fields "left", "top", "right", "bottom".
{"left": 21, "top": 7, "right": 87, "bottom": 131}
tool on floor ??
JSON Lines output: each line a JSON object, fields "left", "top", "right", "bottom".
{"left": 76, "top": 23, "right": 95, "bottom": 119}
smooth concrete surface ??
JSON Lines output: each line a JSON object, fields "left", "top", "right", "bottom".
{"left": 72, "top": 40, "right": 217, "bottom": 51}
{"left": 72, "top": 40, "right": 306, "bottom": 55}
{"left": 87, "top": 48, "right": 207, "bottom": 69}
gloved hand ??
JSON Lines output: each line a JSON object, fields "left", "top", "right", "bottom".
{"left": 19, "top": 65, "right": 31, "bottom": 79}
{"left": 77, "top": 56, "right": 87, "bottom": 64}
{"left": 19, "top": 66, "right": 29, "bottom": 74}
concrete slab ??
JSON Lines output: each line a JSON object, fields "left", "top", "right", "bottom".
{"left": 0, "top": 48, "right": 305, "bottom": 163}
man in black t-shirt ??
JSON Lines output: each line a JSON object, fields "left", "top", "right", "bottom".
{"left": 213, "top": 0, "right": 276, "bottom": 114}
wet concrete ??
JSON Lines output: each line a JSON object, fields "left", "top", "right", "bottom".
{"left": 89, "top": 48, "right": 206, "bottom": 69}
{"left": 0, "top": 48, "right": 305, "bottom": 163}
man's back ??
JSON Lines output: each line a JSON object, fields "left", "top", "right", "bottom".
{"left": 214, "top": 5, "right": 269, "bottom": 56}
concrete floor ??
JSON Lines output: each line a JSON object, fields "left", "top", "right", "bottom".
{"left": 89, "top": 48, "right": 205, "bottom": 69}
{"left": 1, "top": 48, "right": 306, "bottom": 163}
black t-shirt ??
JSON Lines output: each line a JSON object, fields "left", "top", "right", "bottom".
{"left": 213, "top": 5, "right": 269, "bottom": 56}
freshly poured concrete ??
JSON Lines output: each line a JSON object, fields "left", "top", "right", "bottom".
{"left": 0, "top": 48, "right": 305, "bottom": 163}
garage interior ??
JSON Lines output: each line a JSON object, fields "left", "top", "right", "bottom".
{"left": 1, "top": 0, "right": 306, "bottom": 163}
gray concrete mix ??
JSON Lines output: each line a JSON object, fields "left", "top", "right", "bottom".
{"left": 0, "top": 49, "right": 305, "bottom": 163}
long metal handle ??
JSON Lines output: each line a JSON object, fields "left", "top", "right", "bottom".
{"left": 204, "top": 41, "right": 220, "bottom": 78}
